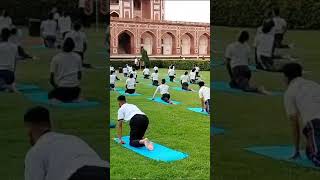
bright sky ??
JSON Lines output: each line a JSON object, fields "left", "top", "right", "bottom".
{"left": 164, "top": 0, "right": 210, "bottom": 23}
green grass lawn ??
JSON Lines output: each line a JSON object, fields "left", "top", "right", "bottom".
{"left": 212, "top": 26, "right": 320, "bottom": 179}
{"left": 110, "top": 68, "right": 210, "bottom": 179}
{"left": 0, "top": 27, "right": 108, "bottom": 179}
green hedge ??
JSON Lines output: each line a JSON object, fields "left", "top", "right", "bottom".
{"left": 111, "top": 60, "right": 210, "bottom": 71}
{"left": 212, "top": 0, "right": 320, "bottom": 29}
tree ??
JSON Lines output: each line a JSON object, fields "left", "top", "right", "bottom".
{"left": 141, "top": 48, "right": 150, "bottom": 67}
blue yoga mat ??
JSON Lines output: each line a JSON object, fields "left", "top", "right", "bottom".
{"left": 147, "top": 97, "right": 181, "bottom": 105}
{"left": 16, "top": 84, "right": 40, "bottom": 93}
{"left": 212, "top": 81, "right": 283, "bottom": 96}
{"left": 210, "top": 126, "right": 225, "bottom": 135}
{"left": 187, "top": 108, "right": 209, "bottom": 115}
{"left": 31, "top": 45, "right": 46, "bottom": 49}
{"left": 115, "top": 88, "right": 142, "bottom": 96}
{"left": 114, "top": 136, "right": 188, "bottom": 162}
{"left": 245, "top": 146, "right": 319, "bottom": 169}
{"left": 165, "top": 77, "right": 179, "bottom": 83}
{"left": 172, "top": 87, "right": 194, "bottom": 92}
{"left": 110, "top": 123, "right": 116, "bottom": 128}
{"left": 23, "top": 90, "right": 99, "bottom": 108}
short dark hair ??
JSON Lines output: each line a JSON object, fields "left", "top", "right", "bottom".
{"left": 184, "top": 71, "right": 188, "bottom": 75}
{"left": 262, "top": 20, "right": 275, "bottom": 34}
{"left": 24, "top": 106, "right": 50, "bottom": 125}
{"left": 282, "top": 63, "right": 303, "bottom": 83}
{"left": 1, "top": 28, "right": 10, "bottom": 41}
{"left": 10, "top": 28, "right": 17, "bottom": 35}
{"left": 63, "top": 38, "right": 75, "bottom": 52}
{"left": 74, "top": 23, "right": 82, "bottom": 31}
{"left": 274, "top": 8, "right": 280, "bottom": 16}
{"left": 198, "top": 81, "right": 205, "bottom": 87}
{"left": 117, "top": 95, "right": 126, "bottom": 102}
{"left": 162, "top": 79, "right": 166, "bottom": 84}
{"left": 48, "top": 13, "right": 54, "bottom": 20}
{"left": 155, "top": 70, "right": 158, "bottom": 73}
{"left": 238, "top": 31, "right": 249, "bottom": 43}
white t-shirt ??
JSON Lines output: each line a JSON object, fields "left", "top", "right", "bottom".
{"left": 153, "top": 66, "right": 158, "bottom": 71}
{"left": 0, "top": 42, "right": 18, "bottom": 71}
{"left": 50, "top": 52, "right": 82, "bottom": 87}
{"left": 127, "top": 66, "right": 133, "bottom": 73}
{"left": 110, "top": 66, "right": 115, "bottom": 72}
{"left": 0, "top": 16, "right": 12, "bottom": 31}
{"left": 180, "top": 75, "right": 189, "bottom": 83}
{"left": 134, "top": 58, "right": 139, "bottom": 65}
{"left": 8, "top": 30, "right": 23, "bottom": 46}
{"left": 155, "top": 84, "right": 170, "bottom": 95}
{"left": 65, "top": 30, "right": 87, "bottom": 52}
{"left": 255, "top": 33, "right": 274, "bottom": 58}
{"left": 168, "top": 69, "right": 175, "bottom": 76}
{"left": 199, "top": 86, "right": 210, "bottom": 101}
{"left": 131, "top": 71, "right": 137, "bottom": 78}
{"left": 53, "top": 12, "right": 60, "bottom": 21}
{"left": 40, "top": 20, "right": 57, "bottom": 37}
{"left": 58, "top": 16, "right": 72, "bottom": 34}
{"left": 118, "top": 103, "right": 145, "bottom": 122}
{"left": 126, "top": 78, "right": 136, "bottom": 89}
{"left": 110, "top": 74, "right": 117, "bottom": 84}
{"left": 151, "top": 73, "right": 159, "bottom": 81}
{"left": 273, "top": 16, "right": 287, "bottom": 34}
{"left": 78, "top": 0, "right": 86, "bottom": 8}
{"left": 24, "top": 132, "right": 108, "bottom": 180}
{"left": 190, "top": 71, "right": 196, "bottom": 80}
{"left": 284, "top": 77, "right": 320, "bottom": 127}
{"left": 225, "top": 41, "right": 250, "bottom": 69}
{"left": 143, "top": 68, "right": 150, "bottom": 75}
{"left": 195, "top": 67, "right": 200, "bottom": 72}
{"left": 123, "top": 67, "right": 128, "bottom": 73}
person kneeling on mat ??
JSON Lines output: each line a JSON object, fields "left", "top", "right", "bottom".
{"left": 282, "top": 63, "right": 320, "bottom": 166}
{"left": 152, "top": 79, "right": 173, "bottom": 104}
{"left": 125, "top": 73, "right": 136, "bottom": 94}
{"left": 49, "top": 38, "right": 82, "bottom": 103}
{"left": 180, "top": 71, "right": 194, "bottom": 91}
{"left": 117, "top": 95, "right": 154, "bottom": 150}
{"left": 225, "top": 31, "right": 270, "bottom": 95}
{"left": 143, "top": 66, "right": 150, "bottom": 79}
{"left": 0, "top": 28, "right": 18, "bottom": 93}
{"left": 110, "top": 70, "right": 119, "bottom": 91}
{"left": 24, "top": 106, "right": 109, "bottom": 180}
{"left": 40, "top": 13, "right": 57, "bottom": 48}
{"left": 168, "top": 66, "right": 175, "bottom": 82}
{"left": 198, "top": 81, "right": 210, "bottom": 114}
{"left": 151, "top": 70, "right": 159, "bottom": 86}
{"left": 190, "top": 68, "right": 197, "bottom": 84}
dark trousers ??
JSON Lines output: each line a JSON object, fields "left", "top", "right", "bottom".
{"left": 0, "top": 70, "right": 15, "bottom": 85}
{"left": 129, "top": 114, "right": 149, "bottom": 147}
{"left": 205, "top": 99, "right": 210, "bottom": 114}
{"left": 161, "top": 93, "right": 171, "bottom": 103}
{"left": 169, "top": 76, "right": 174, "bottom": 82}
{"left": 303, "top": 119, "right": 320, "bottom": 167}
{"left": 231, "top": 66, "right": 258, "bottom": 93}
{"left": 18, "top": 46, "right": 32, "bottom": 59}
{"left": 181, "top": 82, "right": 190, "bottom": 91}
{"left": 274, "top": 33, "right": 289, "bottom": 48}
{"left": 68, "top": 166, "right": 109, "bottom": 180}
{"left": 43, "top": 35, "right": 56, "bottom": 48}
{"left": 125, "top": 89, "right": 135, "bottom": 94}
{"left": 152, "top": 80, "right": 159, "bottom": 86}
{"left": 48, "top": 87, "right": 81, "bottom": 103}
{"left": 144, "top": 74, "right": 150, "bottom": 79}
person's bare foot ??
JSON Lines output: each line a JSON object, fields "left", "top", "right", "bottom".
{"left": 258, "top": 86, "right": 272, "bottom": 95}
{"left": 143, "top": 138, "right": 154, "bottom": 151}
{"left": 49, "top": 98, "right": 60, "bottom": 104}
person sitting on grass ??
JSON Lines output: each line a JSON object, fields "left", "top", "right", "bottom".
{"left": 198, "top": 81, "right": 210, "bottom": 114}
{"left": 125, "top": 73, "right": 136, "bottom": 94}
{"left": 49, "top": 38, "right": 82, "bottom": 103}
{"left": 9, "top": 27, "right": 34, "bottom": 60}
{"left": 225, "top": 30, "right": 270, "bottom": 94}
{"left": 153, "top": 65, "right": 158, "bottom": 72}
{"left": 151, "top": 70, "right": 159, "bottom": 86}
{"left": 24, "top": 106, "right": 110, "bottom": 180}
{"left": 190, "top": 68, "right": 197, "bottom": 84}
{"left": 110, "top": 70, "right": 119, "bottom": 91}
{"left": 65, "top": 23, "right": 91, "bottom": 68}
{"left": 195, "top": 65, "right": 200, "bottom": 77}
{"left": 152, "top": 79, "right": 173, "bottom": 104}
{"left": 123, "top": 65, "right": 128, "bottom": 77}
{"left": 117, "top": 95, "right": 154, "bottom": 150}
{"left": 40, "top": 13, "right": 57, "bottom": 48}
{"left": 180, "top": 71, "right": 194, "bottom": 91}
{"left": 168, "top": 66, "right": 175, "bottom": 82}
{"left": 0, "top": 28, "right": 18, "bottom": 93}
{"left": 282, "top": 63, "right": 320, "bottom": 166}
{"left": 273, "top": 8, "right": 289, "bottom": 49}
{"left": 143, "top": 66, "right": 150, "bottom": 79}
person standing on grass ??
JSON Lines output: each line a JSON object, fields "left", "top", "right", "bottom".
{"left": 152, "top": 79, "right": 173, "bottom": 104}
{"left": 168, "top": 66, "right": 175, "bottom": 82}
{"left": 0, "top": 10, "right": 12, "bottom": 33}
{"left": 24, "top": 106, "right": 110, "bottom": 180}
{"left": 0, "top": 28, "right": 18, "bottom": 92}
{"left": 153, "top": 65, "right": 158, "bottom": 72}
{"left": 40, "top": 13, "right": 57, "bottom": 48}
{"left": 143, "top": 66, "right": 150, "bottom": 79}
{"left": 134, "top": 56, "right": 139, "bottom": 69}
{"left": 190, "top": 68, "right": 197, "bottom": 84}
{"left": 198, "top": 81, "right": 210, "bottom": 114}
{"left": 117, "top": 95, "right": 154, "bottom": 150}
{"left": 125, "top": 73, "right": 136, "bottom": 94}
{"left": 49, "top": 38, "right": 82, "bottom": 103}
{"left": 151, "top": 70, "right": 159, "bottom": 86}
{"left": 110, "top": 70, "right": 119, "bottom": 91}
{"left": 225, "top": 31, "right": 270, "bottom": 94}
{"left": 273, "top": 8, "right": 289, "bottom": 48}
{"left": 282, "top": 63, "right": 320, "bottom": 166}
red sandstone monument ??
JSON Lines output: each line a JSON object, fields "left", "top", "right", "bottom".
{"left": 110, "top": 0, "right": 210, "bottom": 59}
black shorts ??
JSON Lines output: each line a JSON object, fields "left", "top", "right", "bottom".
{"left": 48, "top": 87, "right": 81, "bottom": 103}
{"left": 110, "top": 84, "right": 115, "bottom": 89}
{"left": 144, "top": 74, "right": 150, "bottom": 79}
{"left": 68, "top": 166, "right": 109, "bottom": 180}
{"left": 125, "top": 89, "right": 135, "bottom": 94}
{"left": 232, "top": 65, "right": 251, "bottom": 80}
{"left": 0, "top": 70, "right": 15, "bottom": 85}
{"left": 152, "top": 80, "right": 159, "bottom": 86}
{"left": 161, "top": 93, "right": 170, "bottom": 101}
{"left": 182, "top": 82, "right": 189, "bottom": 91}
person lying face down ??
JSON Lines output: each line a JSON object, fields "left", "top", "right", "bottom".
{"left": 24, "top": 106, "right": 109, "bottom": 180}
{"left": 117, "top": 95, "right": 154, "bottom": 150}
{"left": 282, "top": 63, "right": 320, "bottom": 166}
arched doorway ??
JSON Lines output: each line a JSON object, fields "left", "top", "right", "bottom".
{"left": 161, "top": 32, "right": 176, "bottom": 55}
{"left": 199, "top": 34, "right": 210, "bottom": 55}
{"left": 141, "top": 31, "right": 156, "bottom": 55}
{"left": 118, "top": 31, "right": 134, "bottom": 54}
{"left": 110, "top": 12, "right": 119, "bottom": 18}
{"left": 181, "top": 33, "right": 194, "bottom": 55}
